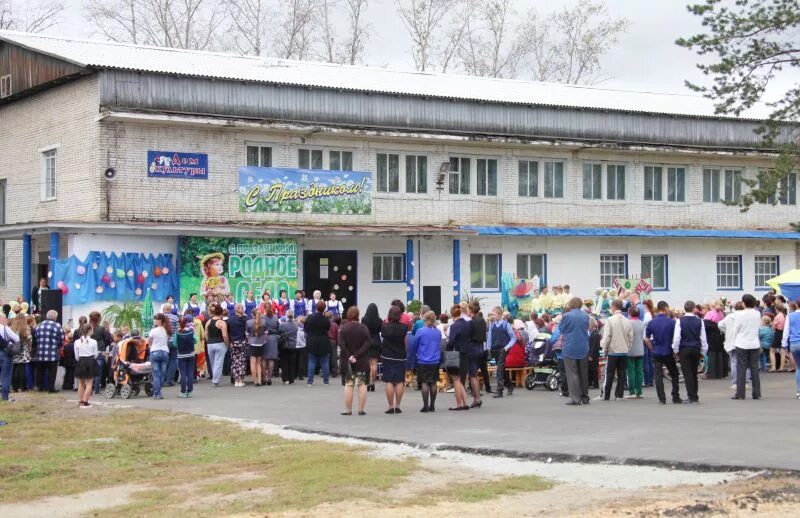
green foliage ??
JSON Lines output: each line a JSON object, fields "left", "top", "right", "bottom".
{"left": 460, "top": 290, "right": 486, "bottom": 305}
{"left": 677, "top": 0, "right": 800, "bottom": 222}
{"left": 406, "top": 299, "right": 422, "bottom": 314}
{"left": 101, "top": 301, "right": 143, "bottom": 331}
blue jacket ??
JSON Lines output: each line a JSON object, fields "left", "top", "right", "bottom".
{"left": 559, "top": 310, "right": 590, "bottom": 360}
{"left": 411, "top": 326, "right": 442, "bottom": 365}
{"left": 487, "top": 320, "right": 516, "bottom": 351}
{"left": 645, "top": 314, "right": 675, "bottom": 356}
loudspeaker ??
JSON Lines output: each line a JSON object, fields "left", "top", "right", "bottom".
{"left": 103, "top": 167, "right": 117, "bottom": 181}
{"left": 40, "top": 289, "right": 63, "bottom": 324}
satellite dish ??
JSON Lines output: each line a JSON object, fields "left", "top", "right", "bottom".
{"left": 103, "top": 167, "right": 117, "bottom": 181}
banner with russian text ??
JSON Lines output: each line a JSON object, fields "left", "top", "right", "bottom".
{"left": 179, "top": 237, "right": 298, "bottom": 304}
{"left": 238, "top": 166, "right": 372, "bottom": 214}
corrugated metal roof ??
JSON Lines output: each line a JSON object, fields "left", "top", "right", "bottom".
{"left": 463, "top": 225, "right": 800, "bottom": 241}
{"left": 0, "top": 30, "right": 745, "bottom": 119}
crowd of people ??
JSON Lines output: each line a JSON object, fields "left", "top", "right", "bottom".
{"left": 1, "top": 286, "right": 799, "bottom": 414}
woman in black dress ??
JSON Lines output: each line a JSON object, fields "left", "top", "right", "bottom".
{"left": 380, "top": 306, "right": 408, "bottom": 414}
{"left": 446, "top": 305, "right": 471, "bottom": 411}
{"left": 361, "top": 303, "right": 382, "bottom": 392}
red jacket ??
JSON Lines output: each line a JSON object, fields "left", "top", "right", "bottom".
{"left": 506, "top": 342, "right": 526, "bottom": 368}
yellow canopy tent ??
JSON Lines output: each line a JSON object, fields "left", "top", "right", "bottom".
{"left": 766, "top": 269, "right": 800, "bottom": 293}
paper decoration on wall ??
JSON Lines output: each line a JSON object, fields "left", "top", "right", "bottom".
{"left": 52, "top": 251, "right": 178, "bottom": 305}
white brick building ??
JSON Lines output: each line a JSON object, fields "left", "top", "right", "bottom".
{"left": 0, "top": 31, "right": 797, "bottom": 322}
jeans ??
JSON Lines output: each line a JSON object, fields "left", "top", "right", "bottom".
{"left": 165, "top": 348, "right": 178, "bottom": 386}
{"left": 150, "top": 350, "right": 169, "bottom": 397}
{"left": 0, "top": 349, "right": 13, "bottom": 400}
{"left": 94, "top": 354, "right": 107, "bottom": 393}
{"left": 307, "top": 353, "right": 330, "bottom": 384}
{"left": 790, "top": 345, "right": 800, "bottom": 393}
{"left": 735, "top": 347, "right": 761, "bottom": 399}
{"left": 626, "top": 356, "right": 644, "bottom": 396}
{"left": 178, "top": 357, "right": 195, "bottom": 394}
{"left": 207, "top": 342, "right": 228, "bottom": 385}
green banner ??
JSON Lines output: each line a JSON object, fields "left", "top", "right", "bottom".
{"left": 180, "top": 237, "right": 298, "bottom": 304}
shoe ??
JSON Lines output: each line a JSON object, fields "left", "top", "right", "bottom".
{"left": 267, "top": 380, "right": 272, "bottom": 386}
{"left": 323, "top": 382, "right": 329, "bottom": 385}
{"left": 581, "top": 399, "right": 591, "bottom": 405}
{"left": 306, "top": 383, "right": 313, "bottom": 387}
{"left": 187, "top": 393, "right": 192, "bottom": 398}
{"left": 565, "top": 401, "right": 581, "bottom": 406}
{"left": 492, "top": 391, "right": 503, "bottom": 399}
{"left": 673, "top": 398, "right": 683, "bottom": 404}
{"left": 385, "top": 408, "right": 396, "bottom": 414}
{"left": 469, "top": 400, "right": 483, "bottom": 408}
{"left": 394, "top": 408, "right": 402, "bottom": 414}
{"left": 446, "top": 388, "right": 455, "bottom": 393}
{"left": 358, "top": 411, "right": 366, "bottom": 416}
{"left": 635, "top": 395, "right": 643, "bottom": 399}
{"left": 178, "top": 393, "right": 187, "bottom": 398}
{"left": 624, "top": 394, "right": 637, "bottom": 399}
{"left": 341, "top": 411, "right": 352, "bottom": 416}
{"left": 154, "top": 395, "right": 164, "bottom": 400}
{"left": 753, "top": 396, "right": 761, "bottom": 400}
{"left": 80, "top": 402, "right": 92, "bottom": 409}
{"left": 729, "top": 384, "right": 737, "bottom": 390}
{"left": 420, "top": 407, "right": 429, "bottom": 413}
{"left": 48, "top": 389, "right": 60, "bottom": 394}
{"left": 731, "top": 396, "right": 742, "bottom": 400}
{"left": 507, "top": 386, "right": 514, "bottom": 396}
{"left": 429, "top": 406, "right": 435, "bottom": 413}
{"left": 659, "top": 400, "right": 667, "bottom": 405}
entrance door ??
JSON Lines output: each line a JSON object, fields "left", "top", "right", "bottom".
{"left": 303, "top": 250, "right": 357, "bottom": 312}
{"left": 422, "top": 286, "right": 442, "bottom": 317}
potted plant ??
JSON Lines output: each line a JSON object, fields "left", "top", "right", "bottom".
{"left": 102, "top": 301, "right": 144, "bottom": 331}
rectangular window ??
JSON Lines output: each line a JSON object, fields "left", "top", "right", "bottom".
{"left": 516, "top": 254, "right": 546, "bottom": 283}
{"left": 644, "top": 166, "right": 663, "bottom": 201}
{"left": 641, "top": 254, "right": 668, "bottom": 290}
{"left": 376, "top": 153, "right": 400, "bottom": 193}
{"left": 716, "top": 255, "right": 742, "bottom": 289}
{"left": 41, "top": 148, "right": 57, "bottom": 201}
{"left": 583, "top": 163, "right": 602, "bottom": 200}
{"left": 754, "top": 255, "right": 779, "bottom": 289}
{"left": 405, "top": 155, "right": 427, "bottom": 193}
{"left": 470, "top": 253, "right": 500, "bottom": 290}
{"left": 779, "top": 173, "right": 797, "bottom": 205}
{"left": 476, "top": 158, "right": 498, "bottom": 196}
{"left": 543, "top": 161, "right": 564, "bottom": 198}
{"left": 373, "top": 254, "right": 405, "bottom": 282}
{"left": 329, "top": 150, "right": 353, "bottom": 171}
{"left": 606, "top": 164, "right": 625, "bottom": 200}
{"left": 600, "top": 254, "right": 627, "bottom": 289}
{"left": 449, "top": 157, "right": 471, "bottom": 195}
{"left": 298, "top": 149, "right": 323, "bottom": 170}
{"left": 703, "top": 168, "right": 721, "bottom": 202}
{"left": 667, "top": 167, "right": 686, "bottom": 202}
{"left": 724, "top": 169, "right": 742, "bottom": 203}
{"left": 518, "top": 160, "right": 539, "bottom": 197}
{"left": 246, "top": 145, "right": 272, "bottom": 167}
{"left": 0, "top": 179, "right": 5, "bottom": 287}
{"left": 0, "top": 75, "right": 11, "bottom": 98}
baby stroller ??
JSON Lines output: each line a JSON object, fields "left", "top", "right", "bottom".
{"left": 105, "top": 337, "right": 154, "bottom": 399}
{"left": 524, "top": 334, "right": 562, "bottom": 391}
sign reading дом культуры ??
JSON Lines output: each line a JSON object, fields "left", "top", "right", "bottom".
{"left": 148, "top": 151, "right": 209, "bottom": 179}
{"left": 180, "top": 237, "right": 298, "bottom": 304}
{"left": 238, "top": 166, "right": 372, "bottom": 214}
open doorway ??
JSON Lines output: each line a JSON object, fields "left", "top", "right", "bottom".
{"left": 303, "top": 250, "right": 357, "bottom": 311}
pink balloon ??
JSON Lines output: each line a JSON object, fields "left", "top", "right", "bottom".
{"left": 56, "top": 280, "right": 64, "bottom": 289}
{"left": 61, "top": 286, "right": 69, "bottom": 295}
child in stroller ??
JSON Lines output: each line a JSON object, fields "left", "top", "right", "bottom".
{"left": 105, "top": 333, "right": 154, "bottom": 399}
{"left": 524, "top": 333, "right": 563, "bottom": 391}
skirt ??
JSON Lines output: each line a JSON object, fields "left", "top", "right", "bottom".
{"left": 416, "top": 364, "right": 440, "bottom": 384}
{"left": 381, "top": 358, "right": 406, "bottom": 383}
{"left": 230, "top": 340, "right": 247, "bottom": 379}
{"left": 76, "top": 356, "right": 98, "bottom": 380}
{"left": 248, "top": 344, "right": 264, "bottom": 357}
{"left": 263, "top": 336, "right": 279, "bottom": 360}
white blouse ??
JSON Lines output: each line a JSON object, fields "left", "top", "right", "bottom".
{"left": 74, "top": 337, "right": 98, "bottom": 359}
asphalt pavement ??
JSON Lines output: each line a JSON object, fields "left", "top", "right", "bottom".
{"left": 77, "top": 371, "right": 800, "bottom": 471}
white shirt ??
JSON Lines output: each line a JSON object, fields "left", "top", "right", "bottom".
{"left": 730, "top": 308, "right": 762, "bottom": 350}
{"left": 0, "top": 324, "right": 20, "bottom": 345}
{"left": 671, "top": 314, "right": 708, "bottom": 355}
{"left": 149, "top": 326, "right": 169, "bottom": 353}
{"left": 719, "top": 311, "right": 739, "bottom": 352}
{"left": 74, "top": 337, "right": 98, "bottom": 359}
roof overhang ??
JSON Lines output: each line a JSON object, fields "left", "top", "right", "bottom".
{"left": 0, "top": 221, "right": 472, "bottom": 240}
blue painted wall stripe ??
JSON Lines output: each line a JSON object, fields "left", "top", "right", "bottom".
{"left": 461, "top": 225, "right": 800, "bottom": 241}
{"left": 22, "top": 234, "right": 31, "bottom": 304}
{"left": 48, "top": 232, "right": 59, "bottom": 289}
{"left": 406, "top": 239, "right": 414, "bottom": 302}
{"left": 452, "top": 239, "right": 461, "bottom": 305}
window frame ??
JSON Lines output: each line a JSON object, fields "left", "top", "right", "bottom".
{"left": 704, "top": 167, "right": 742, "bottom": 203}
{"left": 448, "top": 156, "right": 471, "bottom": 195}
{"left": 641, "top": 254, "right": 668, "bottom": 291}
{"left": 376, "top": 152, "right": 400, "bottom": 193}
{"left": 543, "top": 160, "right": 564, "bottom": 199}
{"left": 298, "top": 147, "right": 355, "bottom": 171}
{"left": 582, "top": 163, "right": 602, "bottom": 200}
{"left": 600, "top": 254, "right": 628, "bottom": 289}
{"left": 476, "top": 158, "right": 498, "bottom": 197}
{"left": 0, "top": 74, "right": 11, "bottom": 98}
{"left": 716, "top": 255, "right": 742, "bottom": 290}
{"left": 405, "top": 154, "right": 428, "bottom": 194}
{"left": 516, "top": 253, "right": 547, "bottom": 285}
{"left": 372, "top": 253, "right": 406, "bottom": 283}
{"left": 40, "top": 145, "right": 58, "bottom": 202}
{"left": 518, "top": 160, "right": 539, "bottom": 198}
{"left": 606, "top": 164, "right": 626, "bottom": 200}
{"left": 469, "top": 253, "right": 501, "bottom": 292}
{"left": 245, "top": 143, "right": 273, "bottom": 167}
{"left": 643, "top": 165, "right": 663, "bottom": 201}
{"left": 754, "top": 255, "right": 779, "bottom": 291}
{"left": 667, "top": 166, "right": 686, "bottom": 203}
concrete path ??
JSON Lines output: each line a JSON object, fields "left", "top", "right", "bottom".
{"left": 83, "top": 372, "right": 800, "bottom": 471}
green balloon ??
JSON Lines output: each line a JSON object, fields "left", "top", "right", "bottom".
{"left": 116, "top": 269, "right": 126, "bottom": 279}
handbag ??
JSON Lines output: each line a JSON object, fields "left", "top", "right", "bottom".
{"left": 443, "top": 349, "right": 461, "bottom": 369}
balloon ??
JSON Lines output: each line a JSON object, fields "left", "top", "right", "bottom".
{"left": 91, "top": 262, "right": 98, "bottom": 270}
{"left": 116, "top": 269, "right": 125, "bottom": 279}
{"left": 110, "top": 281, "right": 116, "bottom": 289}
{"left": 76, "top": 265, "right": 86, "bottom": 275}
{"left": 48, "top": 271, "right": 52, "bottom": 278}
{"left": 61, "top": 286, "right": 69, "bottom": 295}
{"left": 106, "top": 266, "right": 113, "bottom": 274}
{"left": 56, "top": 280, "right": 64, "bottom": 289}
{"left": 101, "top": 274, "right": 111, "bottom": 284}
{"left": 127, "top": 270, "right": 134, "bottom": 278}
{"left": 136, "top": 273, "right": 145, "bottom": 284}
{"left": 154, "top": 267, "right": 162, "bottom": 278}
{"left": 74, "top": 283, "right": 81, "bottom": 289}
{"left": 141, "top": 271, "right": 149, "bottom": 279}
{"left": 96, "top": 286, "right": 104, "bottom": 294}
{"left": 134, "top": 288, "right": 142, "bottom": 296}
{"left": 151, "top": 282, "right": 158, "bottom": 290}
{"left": 162, "top": 267, "right": 170, "bottom": 275}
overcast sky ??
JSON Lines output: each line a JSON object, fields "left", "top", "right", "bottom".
{"left": 53, "top": 0, "right": 793, "bottom": 102}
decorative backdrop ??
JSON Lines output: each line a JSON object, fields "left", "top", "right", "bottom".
{"left": 52, "top": 251, "right": 178, "bottom": 305}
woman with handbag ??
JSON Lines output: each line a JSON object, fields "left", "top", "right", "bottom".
{"left": 445, "top": 305, "right": 470, "bottom": 411}
{"left": 227, "top": 304, "right": 248, "bottom": 388}
{"left": 246, "top": 307, "right": 267, "bottom": 385}
{"left": 339, "top": 306, "right": 371, "bottom": 415}
{"left": 279, "top": 311, "right": 299, "bottom": 383}
{"left": 361, "top": 303, "right": 382, "bottom": 392}
{"left": 380, "top": 306, "right": 408, "bottom": 414}
{"left": 262, "top": 305, "right": 281, "bottom": 386}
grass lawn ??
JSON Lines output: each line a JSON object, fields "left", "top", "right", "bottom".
{"left": 0, "top": 395, "right": 552, "bottom": 516}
